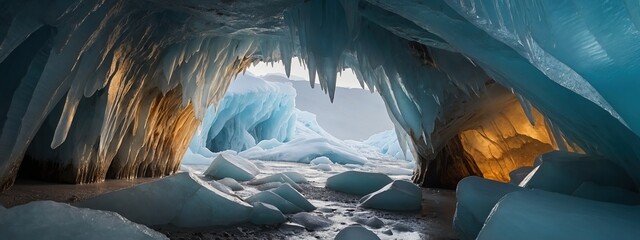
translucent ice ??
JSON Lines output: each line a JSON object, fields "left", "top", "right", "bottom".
{"left": 250, "top": 202, "right": 286, "bottom": 225}
{"left": 310, "top": 156, "right": 333, "bottom": 165}
{"left": 245, "top": 191, "right": 304, "bottom": 214}
{"left": 271, "top": 184, "right": 316, "bottom": 212}
{"left": 77, "top": 172, "right": 253, "bottom": 227}
{"left": 0, "top": 201, "right": 167, "bottom": 240}
{"left": 335, "top": 224, "right": 381, "bottom": 240}
{"left": 359, "top": 180, "right": 422, "bottom": 211}
{"left": 326, "top": 171, "right": 393, "bottom": 196}
{"left": 204, "top": 153, "right": 260, "bottom": 181}
{"left": 217, "top": 178, "right": 244, "bottom": 191}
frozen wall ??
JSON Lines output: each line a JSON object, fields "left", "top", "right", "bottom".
{"left": 0, "top": 0, "right": 639, "bottom": 191}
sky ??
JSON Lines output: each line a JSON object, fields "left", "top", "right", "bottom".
{"left": 247, "top": 57, "right": 368, "bottom": 90}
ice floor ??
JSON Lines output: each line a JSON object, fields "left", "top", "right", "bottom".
{"left": 168, "top": 160, "right": 457, "bottom": 240}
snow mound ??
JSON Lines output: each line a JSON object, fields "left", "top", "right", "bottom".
{"left": 239, "top": 137, "right": 367, "bottom": 165}
{"left": 311, "top": 163, "right": 333, "bottom": 171}
{"left": 477, "top": 190, "right": 640, "bottom": 240}
{"left": 204, "top": 153, "right": 260, "bottom": 181}
{"left": 335, "top": 224, "right": 381, "bottom": 240}
{"left": 326, "top": 171, "right": 393, "bottom": 196}
{"left": 77, "top": 172, "right": 253, "bottom": 227}
{"left": 250, "top": 202, "right": 286, "bottom": 225}
{"left": 359, "top": 180, "right": 422, "bottom": 211}
{"left": 522, "top": 151, "right": 635, "bottom": 194}
{"left": 217, "top": 178, "right": 244, "bottom": 191}
{"left": 245, "top": 191, "right": 304, "bottom": 214}
{"left": 453, "top": 176, "right": 526, "bottom": 240}
{"left": 290, "top": 212, "right": 333, "bottom": 231}
{"left": 271, "top": 184, "right": 316, "bottom": 212}
{"left": 310, "top": 156, "right": 333, "bottom": 165}
{"left": 0, "top": 201, "right": 167, "bottom": 240}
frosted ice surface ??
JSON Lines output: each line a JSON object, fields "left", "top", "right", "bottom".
{"left": 311, "top": 163, "right": 333, "bottom": 171}
{"left": 310, "top": 156, "right": 333, "bottom": 165}
{"left": 326, "top": 171, "right": 393, "bottom": 196}
{"left": 0, "top": 201, "right": 167, "bottom": 240}
{"left": 290, "top": 212, "right": 333, "bottom": 231}
{"left": 271, "top": 184, "right": 316, "bottom": 212}
{"left": 204, "top": 153, "right": 260, "bottom": 181}
{"left": 77, "top": 172, "right": 252, "bottom": 227}
{"left": 359, "top": 180, "right": 421, "bottom": 211}
{"left": 245, "top": 191, "right": 304, "bottom": 214}
{"left": 571, "top": 182, "right": 640, "bottom": 205}
{"left": 508, "top": 167, "right": 534, "bottom": 185}
{"left": 250, "top": 202, "right": 286, "bottom": 225}
{"left": 477, "top": 190, "right": 640, "bottom": 240}
{"left": 521, "top": 151, "right": 635, "bottom": 194}
{"left": 335, "top": 224, "right": 380, "bottom": 240}
{"left": 217, "top": 178, "right": 244, "bottom": 191}
{"left": 453, "top": 176, "right": 525, "bottom": 240}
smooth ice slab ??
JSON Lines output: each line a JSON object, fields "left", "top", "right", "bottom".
{"left": 204, "top": 153, "right": 260, "bottom": 181}
{"left": 271, "top": 184, "right": 316, "bottom": 212}
{"left": 77, "top": 172, "right": 253, "bottom": 227}
{"left": 522, "top": 151, "right": 636, "bottom": 194}
{"left": 250, "top": 202, "right": 286, "bottom": 225}
{"left": 0, "top": 201, "right": 167, "bottom": 240}
{"left": 326, "top": 171, "right": 393, "bottom": 196}
{"left": 453, "top": 176, "right": 526, "bottom": 240}
{"left": 245, "top": 191, "right": 304, "bottom": 214}
{"left": 335, "top": 224, "right": 381, "bottom": 240}
{"left": 209, "top": 181, "right": 234, "bottom": 196}
{"left": 290, "top": 212, "right": 333, "bottom": 231}
{"left": 572, "top": 182, "right": 640, "bottom": 205}
{"left": 359, "top": 180, "right": 421, "bottom": 211}
{"left": 477, "top": 190, "right": 640, "bottom": 240}
{"left": 217, "top": 178, "right": 244, "bottom": 191}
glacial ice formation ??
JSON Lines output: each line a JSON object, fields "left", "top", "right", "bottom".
{"left": 326, "top": 171, "right": 393, "bottom": 196}
{"left": 77, "top": 172, "right": 253, "bottom": 228}
{"left": 249, "top": 202, "right": 287, "bottom": 225}
{"left": 364, "top": 130, "right": 413, "bottom": 161}
{"left": 359, "top": 180, "right": 422, "bottom": 211}
{"left": 203, "top": 153, "right": 260, "bottom": 181}
{"left": 335, "top": 224, "right": 381, "bottom": 240}
{"left": 290, "top": 212, "right": 334, "bottom": 231}
{"left": 0, "top": 201, "right": 167, "bottom": 240}
{"left": 245, "top": 191, "right": 304, "bottom": 214}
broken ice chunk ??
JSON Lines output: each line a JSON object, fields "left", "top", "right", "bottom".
{"left": 245, "top": 191, "right": 304, "bottom": 214}
{"left": 290, "top": 212, "right": 333, "bottom": 231}
{"left": 0, "top": 201, "right": 167, "bottom": 240}
{"left": 250, "top": 202, "right": 286, "bottom": 225}
{"left": 453, "top": 176, "right": 525, "bottom": 240}
{"left": 310, "top": 156, "right": 333, "bottom": 165}
{"left": 351, "top": 215, "right": 384, "bottom": 229}
{"left": 335, "top": 224, "right": 381, "bottom": 240}
{"left": 77, "top": 172, "right": 252, "bottom": 227}
{"left": 477, "top": 190, "right": 640, "bottom": 240}
{"left": 271, "top": 184, "right": 316, "bottom": 212}
{"left": 522, "top": 151, "right": 635, "bottom": 194}
{"left": 204, "top": 153, "right": 260, "bottom": 181}
{"left": 255, "top": 182, "right": 284, "bottom": 191}
{"left": 217, "top": 178, "right": 244, "bottom": 191}
{"left": 248, "top": 172, "right": 306, "bottom": 191}
{"left": 359, "top": 180, "right": 421, "bottom": 211}
{"left": 208, "top": 181, "right": 234, "bottom": 195}
{"left": 326, "top": 171, "right": 392, "bottom": 195}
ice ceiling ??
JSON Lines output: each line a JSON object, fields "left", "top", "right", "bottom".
{"left": 1, "top": 0, "right": 640, "bottom": 190}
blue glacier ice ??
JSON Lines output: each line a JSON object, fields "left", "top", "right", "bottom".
{"left": 326, "top": 171, "right": 393, "bottom": 196}
{"left": 335, "top": 224, "right": 381, "bottom": 240}
{"left": 271, "top": 183, "right": 316, "bottom": 212}
{"left": 203, "top": 153, "right": 260, "bottom": 181}
{"left": 359, "top": 180, "right": 422, "bottom": 212}
{"left": 0, "top": 201, "right": 167, "bottom": 240}
{"left": 245, "top": 191, "right": 304, "bottom": 214}
{"left": 250, "top": 202, "right": 287, "bottom": 225}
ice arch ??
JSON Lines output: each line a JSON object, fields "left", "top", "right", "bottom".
{"left": 0, "top": 0, "right": 639, "bottom": 191}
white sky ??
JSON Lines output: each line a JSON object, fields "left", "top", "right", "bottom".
{"left": 247, "top": 57, "right": 368, "bottom": 90}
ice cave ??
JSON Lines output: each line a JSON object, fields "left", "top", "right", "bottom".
{"left": 1, "top": 0, "right": 640, "bottom": 239}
